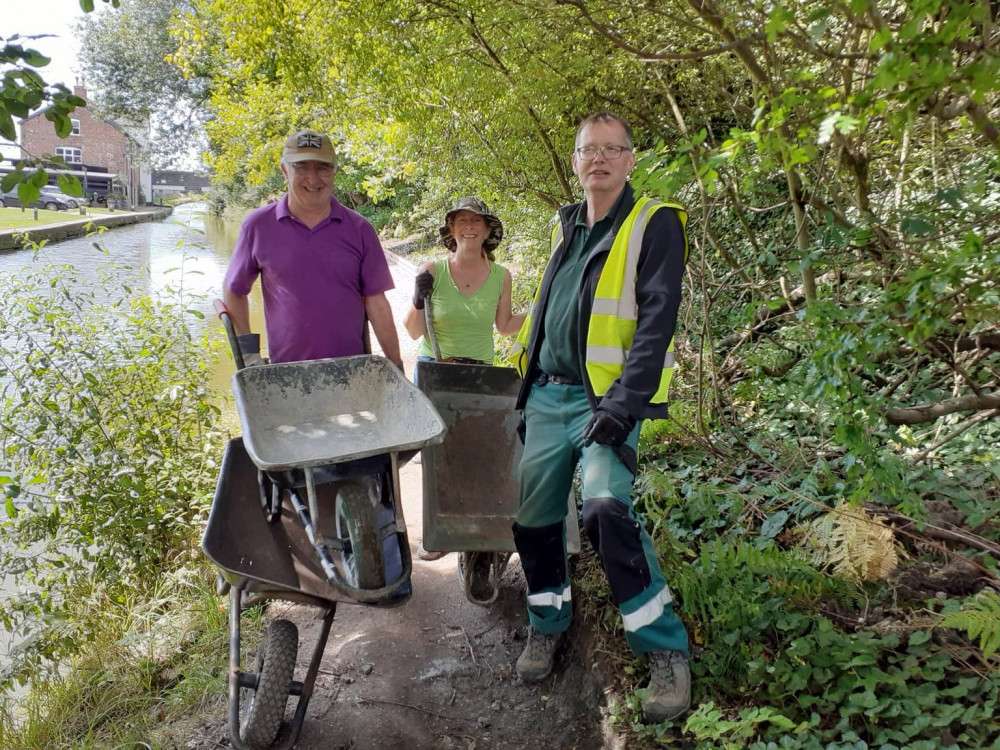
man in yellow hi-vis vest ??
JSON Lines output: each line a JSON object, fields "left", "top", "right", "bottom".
{"left": 511, "top": 112, "right": 691, "bottom": 724}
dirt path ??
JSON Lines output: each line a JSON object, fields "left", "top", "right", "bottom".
{"left": 173, "top": 453, "right": 620, "bottom": 750}
{"left": 167, "top": 248, "right": 623, "bottom": 749}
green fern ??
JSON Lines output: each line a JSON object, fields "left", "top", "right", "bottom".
{"left": 941, "top": 592, "right": 1000, "bottom": 659}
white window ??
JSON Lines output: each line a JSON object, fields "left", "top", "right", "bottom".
{"left": 71, "top": 119, "right": 81, "bottom": 136}
{"left": 56, "top": 147, "right": 82, "bottom": 164}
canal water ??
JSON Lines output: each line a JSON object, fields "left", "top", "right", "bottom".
{"left": 0, "top": 202, "right": 421, "bottom": 687}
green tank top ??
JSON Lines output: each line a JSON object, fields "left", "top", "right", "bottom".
{"left": 417, "top": 257, "right": 506, "bottom": 362}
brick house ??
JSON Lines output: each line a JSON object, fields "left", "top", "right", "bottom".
{"left": 16, "top": 86, "right": 151, "bottom": 207}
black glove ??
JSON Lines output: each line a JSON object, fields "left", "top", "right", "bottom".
{"left": 516, "top": 415, "right": 526, "bottom": 445}
{"left": 413, "top": 270, "right": 434, "bottom": 309}
{"left": 582, "top": 408, "right": 635, "bottom": 448}
{"left": 237, "top": 333, "right": 263, "bottom": 367}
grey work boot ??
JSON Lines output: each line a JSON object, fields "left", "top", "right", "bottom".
{"left": 642, "top": 650, "right": 691, "bottom": 723}
{"left": 516, "top": 630, "right": 564, "bottom": 682}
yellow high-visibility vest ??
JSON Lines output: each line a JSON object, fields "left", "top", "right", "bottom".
{"left": 514, "top": 197, "right": 687, "bottom": 404}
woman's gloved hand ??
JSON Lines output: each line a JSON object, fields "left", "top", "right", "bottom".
{"left": 413, "top": 270, "right": 434, "bottom": 309}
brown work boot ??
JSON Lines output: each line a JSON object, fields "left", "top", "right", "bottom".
{"left": 643, "top": 650, "right": 691, "bottom": 723}
{"left": 516, "top": 629, "right": 564, "bottom": 682}
{"left": 417, "top": 542, "right": 446, "bottom": 561}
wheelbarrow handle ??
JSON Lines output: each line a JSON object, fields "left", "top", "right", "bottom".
{"left": 213, "top": 298, "right": 247, "bottom": 371}
{"left": 423, "top": 298, "right": 443, "bottom": 362}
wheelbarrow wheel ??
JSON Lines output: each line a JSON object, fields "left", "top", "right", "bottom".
{"left": 239, "top": 618, "right": 298, "bottom": 750}
{"left": 457, "top": 551, "right": 510, "bottom": 606}
{"left": 335, "top": 480, "right": 386, "bottom": 590}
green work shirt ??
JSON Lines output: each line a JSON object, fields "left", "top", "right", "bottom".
{"left": 538, "top": 190, "right": 624, "bottom": 379}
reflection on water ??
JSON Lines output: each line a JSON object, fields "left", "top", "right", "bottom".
{"left": 0, "top": 203, "right": 266, "bottom": 394}
{"left": 0, "top": 202, "right": 262, "bottom": 325}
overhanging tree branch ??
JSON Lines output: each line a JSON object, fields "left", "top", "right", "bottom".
{"left": 887, "top": 392, "right": 1000, "bottom": 425}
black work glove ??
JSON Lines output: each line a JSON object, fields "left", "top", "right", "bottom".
{"left": 516, "top": 415, "right": 526, "bottom": 445}
{"left": 582, "top": 408, "right": 635, "bottom": 448}
{"left": 413, "top": 270, "right": 434, "bottom": 309}
{"left": 236, "top": 333, "right": 263, "bottom": 367}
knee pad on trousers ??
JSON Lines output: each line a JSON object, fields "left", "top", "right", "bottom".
{"left": 512, "top": 521, "right": 566, "bottom": 592}
{"left": 581, "top": 497, "right": 651, "bottom": 604}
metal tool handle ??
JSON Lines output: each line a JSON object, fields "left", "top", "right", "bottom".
{"left": 423, "top": 298, "right": 444, "bottom": 362}
{"left": 213, "top": 298, "right": 246, "bottom": 371}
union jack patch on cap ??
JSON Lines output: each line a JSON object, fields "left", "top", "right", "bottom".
{"left": 282, "top": 129, "right": 337, "bottom": 166}
{"left": 297, "top": 133, "right": 322, "bottom": 149}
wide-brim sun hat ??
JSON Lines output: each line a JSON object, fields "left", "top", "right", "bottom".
{"left": 439, "top": 196, "right": 504, "bottom": 252}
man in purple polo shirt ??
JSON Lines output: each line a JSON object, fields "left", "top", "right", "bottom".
{"left": 223, "top": 129, "right": 403, "bottom": 369}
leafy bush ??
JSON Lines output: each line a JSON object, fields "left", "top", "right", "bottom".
{"left": 0, "top": 262, "right": 223, "bottom": 689}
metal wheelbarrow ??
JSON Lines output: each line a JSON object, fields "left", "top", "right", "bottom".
{"left": 202, "top": 303, "right": 446, "bottom": 750}
{"left": 417, "top": 301, "right": 579, "bottom": 606}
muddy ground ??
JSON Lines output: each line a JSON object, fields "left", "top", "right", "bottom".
{"left": 160, "top": 457, "right": 626, "bottom": 750}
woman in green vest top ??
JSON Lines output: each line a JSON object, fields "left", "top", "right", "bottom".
{"left": 403, "top": 196, "right": 525, "bottom": 560}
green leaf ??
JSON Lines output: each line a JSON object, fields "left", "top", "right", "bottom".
{"left": 5, "top": 99, "right": 29, "bottom": 118}
{"left": 52, "top": 110, "right": 72, "bottom": 138}
{"left": 848, "top": 690, "right": 879, "bottom": 708}
{"left": 57, "top": 174, "right": 83, "bottom": 196}
{"left": 760, "top": 510, "right": 789, "bottom": 539}
{"left": 1, "top": 172, "right": 22, "bottom": 192}
{"left": 16, "top": 182, "right": 40, "bottom": 205}
{"left": 0, "top": 109, "right": 15, "bottom": 141}
{"left": 900, "top": 216, "right": 935, "bottom": 235}
{"left": 21, "top": 49, "right": 51, "bottom": 67}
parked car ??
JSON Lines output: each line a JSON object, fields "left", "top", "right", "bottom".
{"left": 0, "top": 188, "right": 71, "bottom": 211}
{"left": 39, "top": 188, "right": 87, "bottom": 209}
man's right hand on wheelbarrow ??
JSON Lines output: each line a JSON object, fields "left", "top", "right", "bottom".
{"left": 237, "top": 333, "right": 264, "bottom": 367}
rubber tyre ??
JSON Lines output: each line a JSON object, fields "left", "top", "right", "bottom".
{"left": 335, "top": 480, "right": 385, "bottom": 590}
{"left": 239, "top": 619, "right": 298, "bottom": 750}
{"left": 44, "top": 201, "right": 59, "bottom": 211}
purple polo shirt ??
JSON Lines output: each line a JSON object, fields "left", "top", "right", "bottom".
{"left": 224, "top": 195, "right": 394, "bottom": 363}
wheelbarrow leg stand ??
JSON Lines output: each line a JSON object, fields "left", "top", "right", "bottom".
{"left": 283, "top": 604, "right": 336, "bottom": 747}
{"left": 226, "top": 584, "right": 337, "bottom": 750}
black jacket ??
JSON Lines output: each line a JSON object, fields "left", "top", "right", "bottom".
{"left": 515, "top": 184, "right": 688, "bottom": 421}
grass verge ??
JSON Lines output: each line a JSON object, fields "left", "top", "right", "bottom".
{"left": 0, "top": 559, "right": 261, "bottom": 750}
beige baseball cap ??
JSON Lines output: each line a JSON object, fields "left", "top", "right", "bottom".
{"left": 281, "top": 130, "right": 337, "bottom": 166}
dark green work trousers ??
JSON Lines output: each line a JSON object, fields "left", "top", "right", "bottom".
{"left": 514, "top": 381, "right": 689, "bottom": 655}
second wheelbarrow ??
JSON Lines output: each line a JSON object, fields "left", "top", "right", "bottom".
{"left": 417, "top": 301, "right": 580, "bottom": 605}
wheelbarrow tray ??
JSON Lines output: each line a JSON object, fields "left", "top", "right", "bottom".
{"left": 233, "top": 355, "right": 446, "bottom": 472}
{"left": 203, "top": 437, "right": 352, "bottom": 603}
{"left": 418, "top": 361, "right": 580, "bottom": 554}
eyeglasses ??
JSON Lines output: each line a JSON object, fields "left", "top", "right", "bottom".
{"left": 290, "top": 162, "right": 334, "bottom": 175}
{"left": 574, "top": 145, "right": 631, "bottom": 161}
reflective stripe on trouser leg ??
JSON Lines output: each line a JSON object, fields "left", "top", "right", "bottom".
{"left": 514, "top": 383, "right": 590, "bottom": 635}
{"left": 580, "top": 430, "right": 689, "bottom": 656}
{"left": 512, "top": 521, "right": 571, "bottom": 634}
